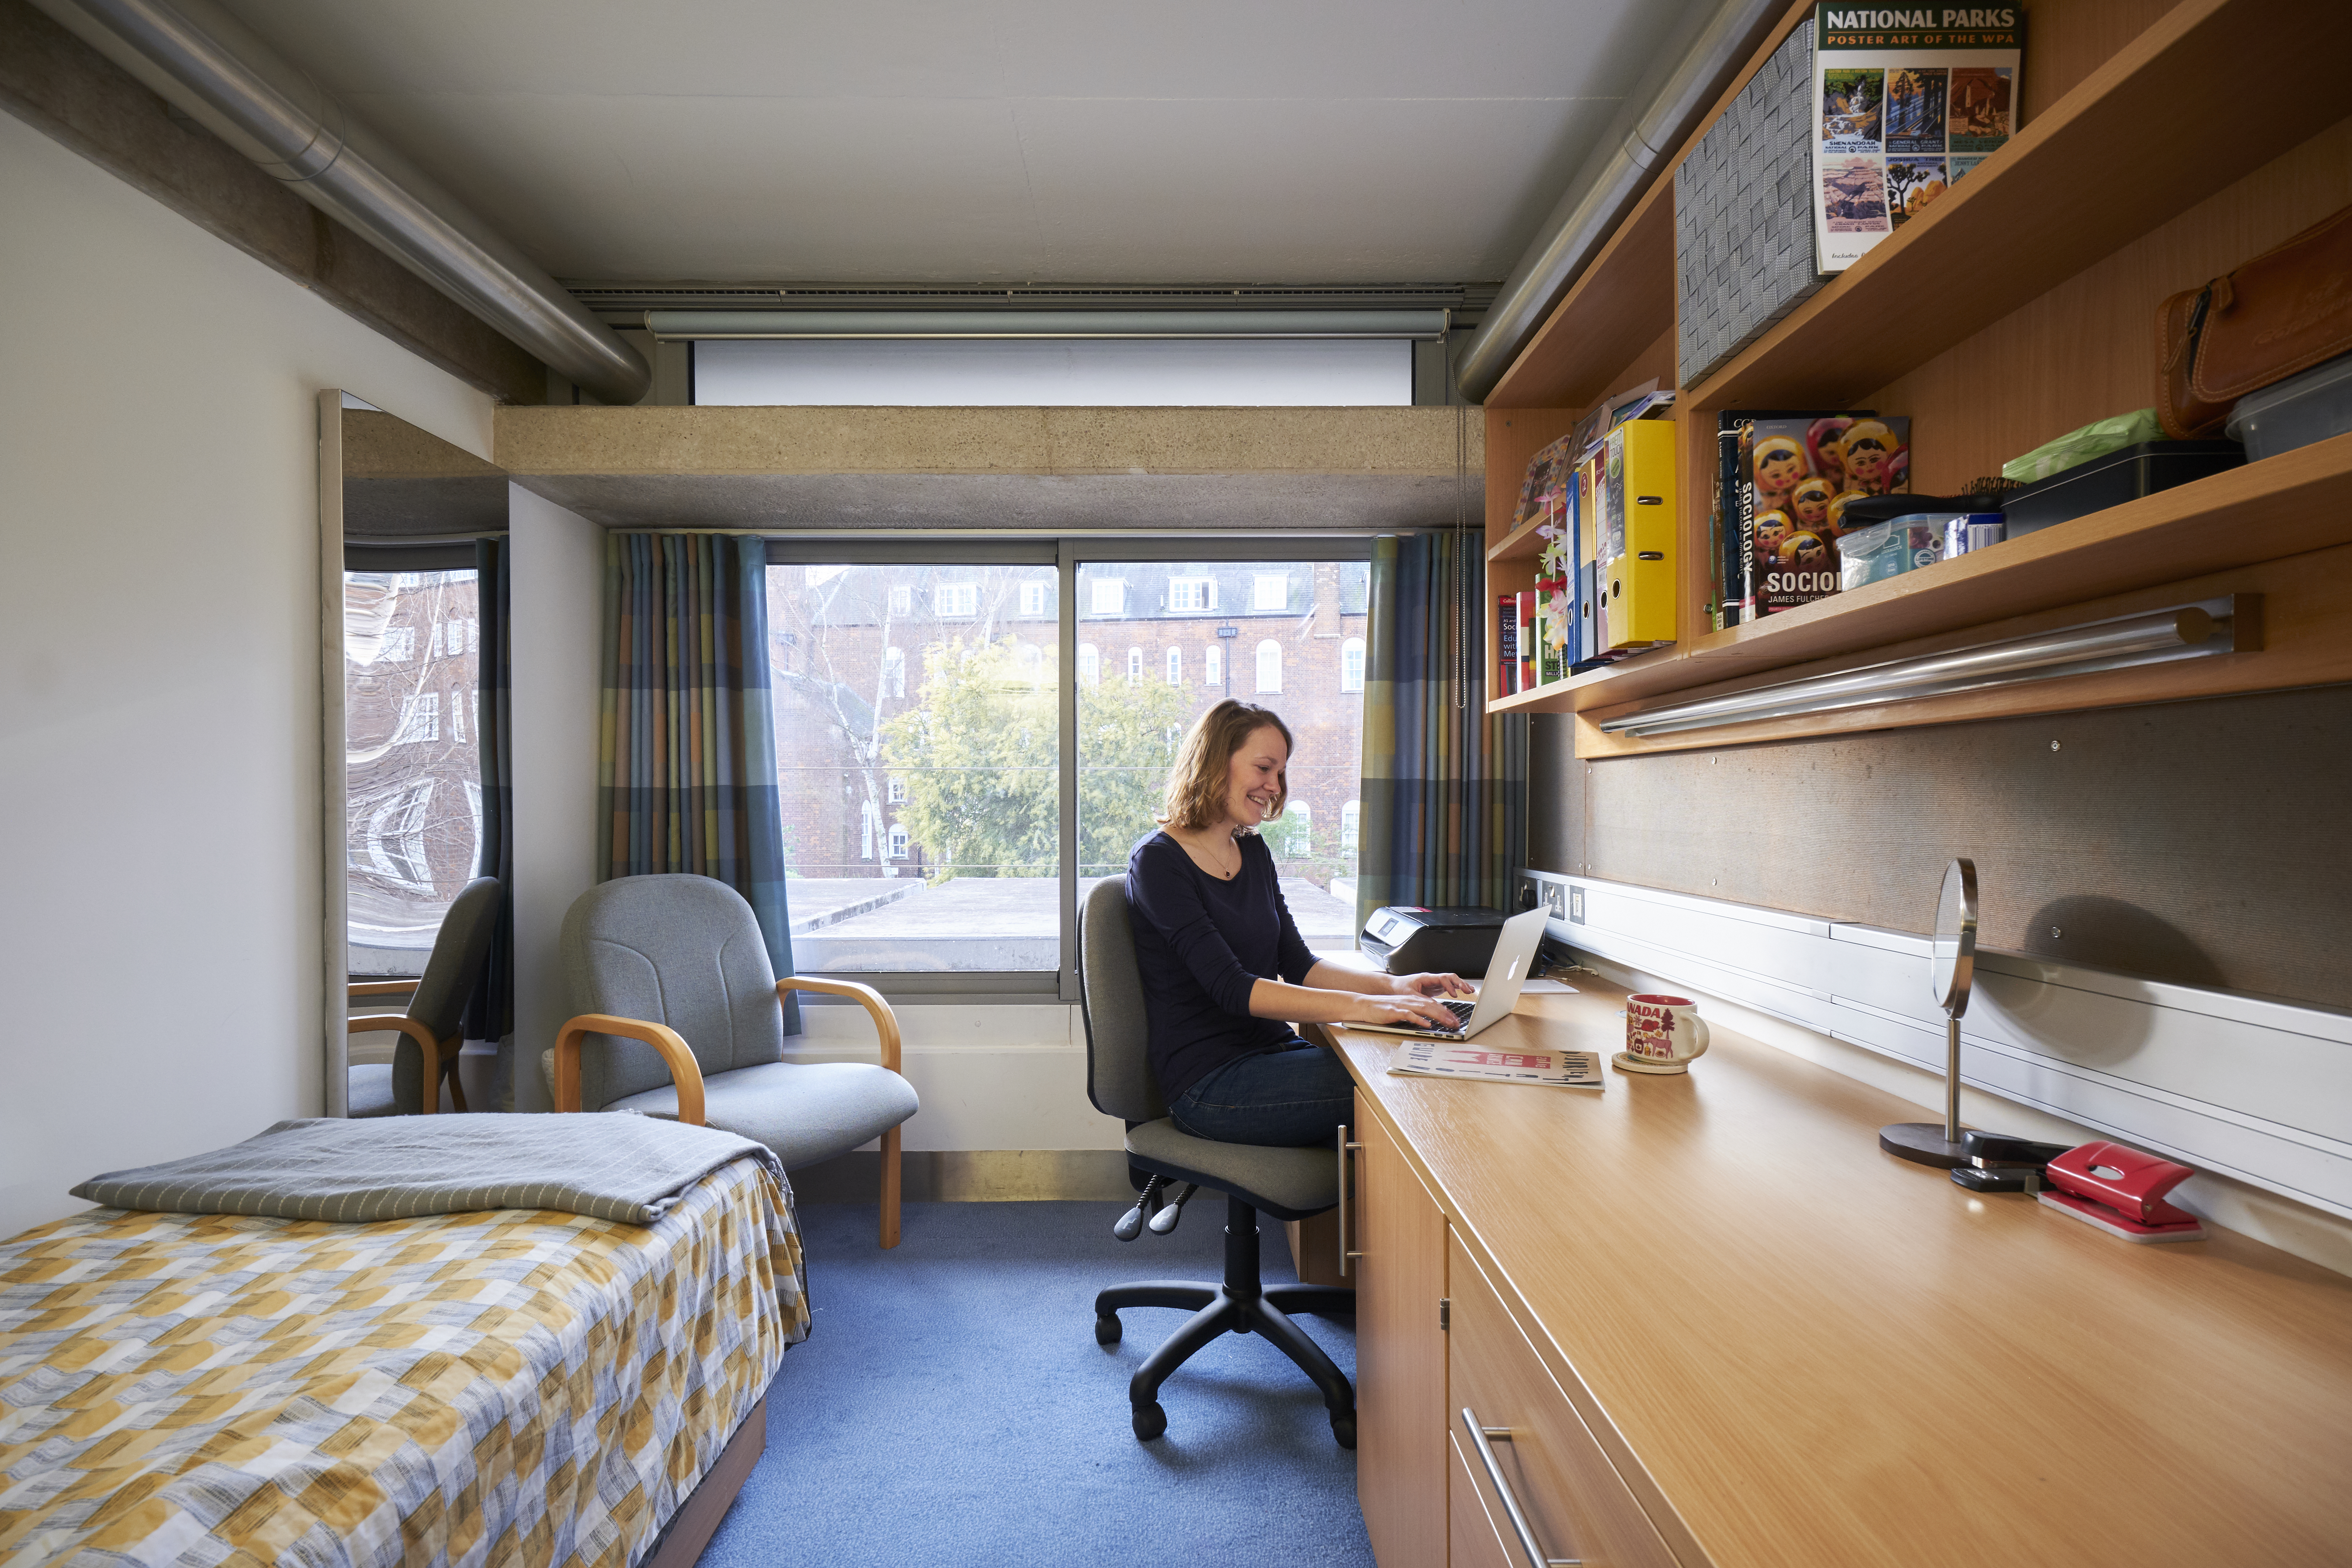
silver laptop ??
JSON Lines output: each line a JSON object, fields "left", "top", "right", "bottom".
{"left": 1347, "top": 906, "right": 1551, "bottom": 1039}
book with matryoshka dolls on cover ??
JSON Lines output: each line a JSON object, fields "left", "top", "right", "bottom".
{"left": 1737, "top": 412, "right": 1910, "bottom": 617}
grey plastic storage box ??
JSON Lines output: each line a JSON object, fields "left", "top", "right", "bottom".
{"left": 2225, "top": 351, "right": 2352, "bottom": 461}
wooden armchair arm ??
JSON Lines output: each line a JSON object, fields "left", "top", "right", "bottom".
{"left": 347, "top": 1014, "right": 455, "bottom": 1114}
{"left": 348, "top": 980, "right": 419, "bottom": 998}
{"left": 554, "top": 1014, "right": 707, "bottom": 1126}
{"left": 778, "top": 976, "right": 902, "bottom": 1074}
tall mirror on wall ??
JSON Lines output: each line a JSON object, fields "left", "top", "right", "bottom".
{"left": 325, "top": 393, "right": 512, "bottom": 1118}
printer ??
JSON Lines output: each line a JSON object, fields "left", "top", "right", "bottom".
{"left": 1359, "top": 906, "right": 1514, "bottom": 978}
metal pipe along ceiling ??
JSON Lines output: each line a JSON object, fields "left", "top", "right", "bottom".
{"left": 1453, "top": 0, "right": 1789, "bottom": 405}
{"left": 31, "top": 0, "right": 651, "bottom": 405}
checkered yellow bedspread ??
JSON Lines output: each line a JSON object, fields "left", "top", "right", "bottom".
{"left": 0, "top": 1156, "right": 807, "bottom": 1567}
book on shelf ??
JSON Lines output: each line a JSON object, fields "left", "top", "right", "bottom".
{"left": 1496, "top": 595, "right": 1521, "bottom": 694}
{"left": 1812, "top": 4, "right": 2024, "bottom": 273}
{"left": 1516, "top": 589, "right": 1536, "bottom": 690}
{"left": 1738, "top": 412, "right": 1911, "bottom": 617}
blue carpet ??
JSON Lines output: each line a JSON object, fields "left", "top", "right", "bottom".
{"left": 701, "top": 1200, "right": 1374, "bottom": 1568}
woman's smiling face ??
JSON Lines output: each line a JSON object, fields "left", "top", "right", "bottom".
{"left": 1225, "top": 724, "right": 1290, "bottom": 829}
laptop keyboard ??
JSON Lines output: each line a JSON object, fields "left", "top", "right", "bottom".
{"left": 1406, "top": 998, "right": 1478, "bottom": 1036}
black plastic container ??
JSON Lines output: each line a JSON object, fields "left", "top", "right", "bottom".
{"left": 2000, "top": 440, "right": 2244, "bottom": 537}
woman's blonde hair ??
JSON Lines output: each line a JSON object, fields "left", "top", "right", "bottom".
{"left": 1158, "top": 700, "right": 1293, "bottom": 833}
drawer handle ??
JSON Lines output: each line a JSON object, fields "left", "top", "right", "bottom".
{"left": 1461, "top": 1406, "right": 1581, "bottom": 1568}
{"left": 1338, "top": 1126, "right": 1364, "bottom": 1277}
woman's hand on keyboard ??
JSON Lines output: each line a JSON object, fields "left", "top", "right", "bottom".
{"left": 1392, "top": 971, "right": 1476, "bottom": 1000}
{"left": 1345, "top": 992, "right": 1466, "bottom": 1030}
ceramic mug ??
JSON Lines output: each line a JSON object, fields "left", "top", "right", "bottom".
{"left": 1615, "top": 993, "right": 1710, "bottom": 1075}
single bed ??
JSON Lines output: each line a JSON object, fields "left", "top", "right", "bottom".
{"left": 0, "top": 1149, "right": 807, "bottom": 1568}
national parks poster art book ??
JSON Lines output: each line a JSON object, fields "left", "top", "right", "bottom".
{"left": 1811, "top": 6, "right": 2023, "bottom": 270}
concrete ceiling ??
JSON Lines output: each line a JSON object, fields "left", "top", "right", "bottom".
{"left": 214, "top": 0, "right": 1699, "bottom": 286}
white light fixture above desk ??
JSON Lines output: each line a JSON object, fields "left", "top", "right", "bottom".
{"left": 1597, "top": 594, "right": 2259, "bottom": 739}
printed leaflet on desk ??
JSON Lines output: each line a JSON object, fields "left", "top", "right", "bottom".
{"left": 1389, "top": 1042, "right": 1605, "bottom": 1089}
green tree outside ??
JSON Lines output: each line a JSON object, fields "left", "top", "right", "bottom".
{"left": 881, "top": 638, "right": 1189, "bottom": 882}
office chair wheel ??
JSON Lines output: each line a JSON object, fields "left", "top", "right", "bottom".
{"left": 1131, "top": 1400, "right": 1167, "bottom": 1441}
{"left": 1330, "top": 1410, "right": 1357, "bottom": 1450}
{"left": 1094, "top": 1313, "right": 1122, "bottom": 1345}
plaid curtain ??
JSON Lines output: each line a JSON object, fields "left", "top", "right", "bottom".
{"left": 600, "top": 534, "right": 799, "bottom": 1033}
{"left": 465, "top": 535, "right": 517, "bottom": 1107}
{"left": 1356, "top": 532, "right": 1527, "bottom": 930}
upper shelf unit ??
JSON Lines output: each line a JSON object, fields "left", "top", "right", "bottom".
{"left": 1485, "top": 0, "right": 2352, "bottom": 419}
{"left": 1691, "top": 0, "right": 2352, "bottom": 412}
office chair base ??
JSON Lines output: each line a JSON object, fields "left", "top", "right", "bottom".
{"left": 1093, "top": 1196, "right": 1356, "bottom": 1448}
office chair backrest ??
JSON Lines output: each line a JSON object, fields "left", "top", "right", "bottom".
{"left": 391, "top": 875, "right": 502, "bottom": 1112}
{"left": 560, "top": 873, "right": 784, "bottom": 1111}
{"left": 1081, "top": 876, "right": 1166, "bottom": 1123}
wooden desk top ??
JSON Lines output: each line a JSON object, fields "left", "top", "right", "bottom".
{"left": 1330, "top": 980, "right": 2352, "bottom": 1568}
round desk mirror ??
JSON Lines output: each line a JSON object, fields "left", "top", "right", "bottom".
{"left": 1929, "top": 857, "right": 1978, "bottom": 1019}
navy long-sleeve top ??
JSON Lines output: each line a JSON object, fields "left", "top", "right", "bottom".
{"left": 1125, "top": 829, "right": 1319, "bottom": 1102}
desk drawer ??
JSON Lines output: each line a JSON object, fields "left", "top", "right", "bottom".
{"left": 1448, "top": 1232, "right": 1676, "bottom": 1568}
{"left": 1450, "top": 1430, "right": 1523, "bottom": 1568}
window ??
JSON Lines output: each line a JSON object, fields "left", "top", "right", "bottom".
{"left": 1019, "top": 579, "right": 1051, "bottom": 616}
{"left": 1075, "top": 560, "right": 1364, "bottom": 970}
{"left": 1091, "top": 578, "right": 1126, "bottom": 615}
{"left": 769, "top": 560, "right": 1063, "bottom": 972}
{"left": 1252, "top": 573, "right": 1288, "bottom": 612}
{"left": 1341, "top": 800, "right": 1361, "bottom": 855}
{"left": 693, "top": 337, "right": 1414, "bottom": 408}
{"left": 889, "top": 585, "right": 913, "bottom": 617}
{"left": 1168, "top": 577, "right": 1218, "bottom": 612}
{"left": 394, "top": 691, "right": 440, "bottom": 743}
{"left": 1255, "top": 639, "right": 1282, "bottom": 693}
{"left": 1341, "top": 637, "right": 1366, "bottom": 693}
{"left": 764, "top": 550, "right": 1367, "bottom": 983}
{"left": 343, "top": 566, "right": 479, "bottom": 976}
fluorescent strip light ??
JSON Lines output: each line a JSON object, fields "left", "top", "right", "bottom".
{"left": 1599, "top": 596, "right": 2257, "bottom": 739}
{"left": 644, "top": 309, "right": 1450, "bottom": 340}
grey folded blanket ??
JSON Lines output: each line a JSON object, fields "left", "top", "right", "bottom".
{"left": 72, "top": 1114, "right": 783, "bottom": 1226}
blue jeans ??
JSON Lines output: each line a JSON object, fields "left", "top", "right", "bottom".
{"left": 1169, "top": 1042, "right": 1354, "bottom": 1148}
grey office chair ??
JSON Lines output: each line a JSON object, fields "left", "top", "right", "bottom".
{"left": 1081, "top": 877, "right": 1357, "bottom": 1447}
{"left": 348, "top": 875, "right": 502, "bottom": 1117}
{"left": 553, "top": 873, "right": 920, "bottom": 1248}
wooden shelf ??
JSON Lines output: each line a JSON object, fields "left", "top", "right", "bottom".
{"left": 1486, "top": 514, "right": 1551, "bottom": 563}
{"left": 1488, "top": 432, "right": 2352, "bottom": 717}
{"left": 1485, "top": 179, "right": 1676, "bottom": 413}
{"left": 1689, "top": 0, "right": 2352, "bottom": 411}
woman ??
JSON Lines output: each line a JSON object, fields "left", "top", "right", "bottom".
{"left": 1125, "top": 699, "right": 1471, "bottom": 1148}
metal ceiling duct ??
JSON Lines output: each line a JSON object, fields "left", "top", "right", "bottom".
{"left": 32, "top": 0, "right": 650, "bottom": 405}
{"left": 1453, "top": 0, "right": 1788, "bottom": 405}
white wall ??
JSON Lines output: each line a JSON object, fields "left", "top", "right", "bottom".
{"left": 506, "top": 485, "right": 605, "bottom": 1112}
{"left": 0, "top": 112, "right": 493, "bottom": 1238}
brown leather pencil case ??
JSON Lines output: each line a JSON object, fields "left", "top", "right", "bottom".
{"left": 2157, "top": 202, "right": 2352, "bottom": 439}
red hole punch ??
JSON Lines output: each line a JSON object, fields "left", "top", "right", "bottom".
{"left": 2036, "top": 1141, "right": 2206, "bottom": 1243}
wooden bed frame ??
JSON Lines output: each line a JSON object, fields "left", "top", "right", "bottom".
{"left": 642, "top": 1397, "right": 767, "bottom": 1568}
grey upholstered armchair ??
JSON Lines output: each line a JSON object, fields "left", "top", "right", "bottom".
{"left": 348, "top": 875, "right": 502, "bottom": 1117}
{"left": 552, "top": 873, "right": 921, "bottom": 1248}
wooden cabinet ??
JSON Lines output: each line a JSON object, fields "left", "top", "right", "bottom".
{"left": 1447, "top": 1233, "right": 1676, "bottom": 1568}
{"left": 1352, "top": 1096, "right": 1449, "bottom": 1568}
